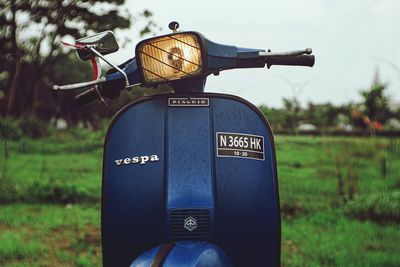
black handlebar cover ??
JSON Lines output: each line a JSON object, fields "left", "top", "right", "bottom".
{"left": 74, "top": 88, "right": 99, "bottom": 106}
{"left": 266, "top": 55, "right": 315, "bottom": 68}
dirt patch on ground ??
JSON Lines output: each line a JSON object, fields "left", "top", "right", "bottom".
{"left": 282, "top": 239, "right": 300, "bottom": 255}
{"left": 41, "top": 224, "right": 102, "bottom": 266}
{"left": 81, "top": 224, "right": 101, "bottom": 246}
{"left": 0, "top": 223, "right": 15, "bottom": 232}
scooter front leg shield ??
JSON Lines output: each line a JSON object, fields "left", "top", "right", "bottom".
{"left": 102, "top": 93, "right": 280, "bottom": 267}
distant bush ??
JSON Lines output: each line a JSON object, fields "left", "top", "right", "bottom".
{"left": 12, "top": 138, "right": 101, "bottom": 154}
{"left": 0, "top": 178, "right": 99, "bottom": 204}
{"left": 25, "top": 181, "right": 98, "bottom": 204}
{"left": 293, "top": 161, "right": 302, "bottom": 168}
{"left": 18, "top": 116, "right": 49, "bottom": 138}
{"left": 281, "top": 201, "right": 307, "bottom": 218}
{"left": 344, "top": 190, "right": 400, "bottom": 224}
{"left": 0, "top": 177, "right": 19, "bottom": 204}
{"left": 0, "top": 117, "right": 22, "bottom": 141}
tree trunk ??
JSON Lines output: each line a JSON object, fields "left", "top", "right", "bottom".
{"left": 6, "top": 0, "right": 21, "bottom": 117}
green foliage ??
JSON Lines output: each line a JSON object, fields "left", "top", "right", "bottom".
{"left": 282, "top": 210, "right": 400, "bottom": 267}
{"left": 0, "top": 204, "right": 100, "bottom": 229}
{"left": 0, "top": 117, "right": 22, "bottom": 141}
{"left": 360, "top": 80, "right": 391, "bottom": 124}
{"left": 0, "top": 204, "right": 101, "bottom": 266}
{"left": 305, "top": 102, "right": 343, "bottom": 129}
{"left": 259, "top": 104, "right": 287, "bottom": 132}
{"left": 257, "top": 74, "right": 399, "bottom": 133}
{"left": 280, "top": 201, "right": 307, "bottom": 219}
{"left": 0, "top": 177, "right": 18, "bottom": 204}
{"left": 51, "top": 53, "right": 93, "bottom": 86}
{"left": 259, "top": 100, "right": 353, "bottom": 133}
{"left": 0, "top": 177, "right": 98, "bottom": 204}
{"left": 0, "top": 232, "right": 43, "bottom": 263}
{"left": 25, "top": 180, "right": 97, "bottom": 204}
{"left": 324, "top": 139, "right": 365, "bottom": 203}
{"left": 345, "top": 190, "right": 400, "bottom": 224}
{"left": 0, "top": 0, "right": 155, "bottom": 119}
{"left": 0, "top": 132, "right": 399, "bottom": 266}
{"left": 282, "top": 97, "right": 301, "bottom": 133}
{"left": 17, "top": 116, "right": 49, "bottom": 139}
{"left": 1, "top": 115, "right": 64, "bottom": 144}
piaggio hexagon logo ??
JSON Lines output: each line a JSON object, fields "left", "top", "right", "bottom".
{"left": 184, "top": 216, "right": 197, "bottom": 232}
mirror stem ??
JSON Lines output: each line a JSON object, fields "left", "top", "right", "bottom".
{"left": 89, "top": 47, "right": 130, "bottom": 87}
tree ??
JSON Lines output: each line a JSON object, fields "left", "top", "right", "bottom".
{"left": 258, "top": 104, "right": 286, "bottom": 132}
{"left": 360, "top": 71, "right": 391, "bottom": 125}
{"left": 304, "top": 102, "right": 340, "bottom": 130}
{"left": 0, "top": 0, "right": 154, "bottom": 118}
{"left": 282, "top": 97, "right": 301, "bottom": 133}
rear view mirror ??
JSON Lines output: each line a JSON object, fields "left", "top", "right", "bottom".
{"left": 76, "top": 31, "right": 119, "bottom": 61}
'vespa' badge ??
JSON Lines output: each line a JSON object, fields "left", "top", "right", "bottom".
{"left": 114, "top": 155, "right": 160, "bottom": 166}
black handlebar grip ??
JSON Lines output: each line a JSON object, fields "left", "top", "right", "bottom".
{"left": 74, "top": 88, "right": 99, "bottom": 106}
{"left": 74, "top": 78, "right": 125, "bottom": 106}
{"left": 266, "top": 55, "right": 315, "bottom": 68}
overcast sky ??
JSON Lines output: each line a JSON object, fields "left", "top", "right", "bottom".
{"left": 110, "top": 0, "right": 400, "bottom": 107}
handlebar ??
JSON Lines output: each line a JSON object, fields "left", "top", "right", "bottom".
{"left": 57, "top": 40, "right": 315, "bottom": 106}
{"left": 266, "top": 54, "right": 315, "bottom": 68}
{"left": 74, "top": 88, "right": 99, "bottom": 106}
{"left": 73, "top": 51, "right": 315, "bottom": 105}
{"left": 74, "top": 77, "right": 126, "bottom": 106}
{"left": 73, "top": 58, "right": 139, "bottom": 105}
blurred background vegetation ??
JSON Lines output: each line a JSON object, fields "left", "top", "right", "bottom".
{"left": 0, "top": 0, "right": 160, "bottom": 126}
{"left": 0, "top": 0, "right": 399, "bottom": 266}
{"left": 1, "top": 1, "right": 400, "bottom": 132}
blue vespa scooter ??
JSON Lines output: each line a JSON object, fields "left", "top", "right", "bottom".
{"left": 54, "top": 22, "right": 315, "bottom": 267}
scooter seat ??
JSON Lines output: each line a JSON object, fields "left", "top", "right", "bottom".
{"left": 130, "top": 241, "right": 232, "bottom": 267}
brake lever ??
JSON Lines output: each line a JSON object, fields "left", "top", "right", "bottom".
{"left": 88, "top": 47, "right": 130, "bottom": 88}
{"left": 259, "top": 48, "right": 312, "bottom": 57}
{"left": 53, "top": 77, "right": 107, "bottom": 91}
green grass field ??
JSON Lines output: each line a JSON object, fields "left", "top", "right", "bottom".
{"left": 0, "top": 131, "right": 399, "bottom": 266}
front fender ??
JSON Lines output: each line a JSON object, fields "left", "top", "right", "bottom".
{"left": 130, "top": 241, "right": 232, "bottom": 267}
